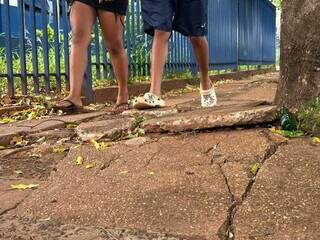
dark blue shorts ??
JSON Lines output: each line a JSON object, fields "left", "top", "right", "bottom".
{"left": 69, "top": 0, "right": 128, "bottom": 15}
{"left": 142, "top": 0, "right": 208, "bottom": 37}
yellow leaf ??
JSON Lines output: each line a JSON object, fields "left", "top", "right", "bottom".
{"left": 250, "top": 163, "right": 261, "bottom": 175}
{"left": 0, "top": 145, "right": 5, "bottom": 150}
{"left": 53, "top": 147, "right": 68, "bottom": 154}
{"left": 15, "top": 140, "right": 29, "bottom": 147}
{"left": 66, "top": 122, "right": 78, "bottom": 129}
{"left": 312, "top": 137, "right": 320, "bottom": 144}
{"left": 10, "top": 136, "right": 23, "bottom": 145}
{"left": 75, "top": 156, "right": 84, "bottom": 165}
{"left": 11, "top": 183, "right": 39, "bottom": 190}
{"left": 0, "top": 118, "right": 16, "bottom": 124}
{"left": 90, "top": 139, "right": 100, "bottom": 149}
{"left": 85, "top": 162, "right": 96, "bottom": 169}
{"left": 90, "top": 139, "right": 108, "bottom": 150}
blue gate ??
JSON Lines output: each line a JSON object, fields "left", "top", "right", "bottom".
{"left": 0, "top": 0, "right": 276, "bottom": 102}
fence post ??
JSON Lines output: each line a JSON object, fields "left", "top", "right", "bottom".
{"left": 52, "top": 0, "right": 62, "bottom": 92}
{"left": 41, "top": 0, "right": 50, "bottom": 93}
{"left": 4, "top": 0, "right": 14, "bottom": 97}
{"left": 18, "top": 0, "right": 28, "bottom": 95}
{"left": 61, "top": 0, "right": 70, "bottom": 91}
{"left": 30, "top": 0, "right": 40, "bottom": 94}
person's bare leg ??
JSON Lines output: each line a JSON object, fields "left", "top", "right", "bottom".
{"left": 61, "top": 2, "right": 96, "bottom": 107}
{"left": 149, "top": 30, "right": 171, "bottom": 96}
{"left": 98, "top": 11, "right": 128, "bottom": 105}
{"left": 190, "top": 36, "right": 211, "bottom": 90}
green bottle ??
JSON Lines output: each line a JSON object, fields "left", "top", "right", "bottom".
{"left": 278, "top": 107, "right": 298, "bottom": 131}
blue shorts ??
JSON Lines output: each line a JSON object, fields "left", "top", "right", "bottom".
{"left": 69, "top": 0, "right": 128, "bottom": 15}
{"left": 142, "top": 0, "right": 208, "bottom": 37}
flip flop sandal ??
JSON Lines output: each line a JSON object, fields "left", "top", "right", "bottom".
{"left": 110, "top": 102, "right": 129, "bottom": 115}
{"left": 53, "top": 99, "right": 84, "bottom": 114}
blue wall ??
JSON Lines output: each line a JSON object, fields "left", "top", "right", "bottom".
{"left": 238, "top": 0, "right": 276, "bottom": 64}
{"left": 0, "top": 0, "right": 49, "bottom": 50}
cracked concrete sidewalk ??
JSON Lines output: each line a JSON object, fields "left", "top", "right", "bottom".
{"left": 1, "top": 72, "right": 320, "bottom": 240}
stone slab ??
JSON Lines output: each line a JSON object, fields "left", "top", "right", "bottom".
{"left": 143, "top": 105, "right": 277, "bottom": 133}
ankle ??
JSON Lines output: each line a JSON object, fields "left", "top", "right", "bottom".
{"left": 65, "top": 96, "right": 82, "bottom": 106}
{"left": 200, "top": 78, "right": 211, "bottom": 91}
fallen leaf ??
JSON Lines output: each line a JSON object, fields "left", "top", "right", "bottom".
{"left": 53, "top": 147, "right": 68, "bottom": 154}
{"left": 75, "top": 156, "right": 84, "bottom": 165}
{"left": 36, "top": 136, "right": 46, "bottom": 144}
{"left": 11, "top": 183, "right": 39, "bottom": 190}
{"left": 85, "top": 162, "right": 96, "bottom": 169}
{"left": 0, "top": 117, "right": 16, "bottom": 124}
{"left": 66, "top": 122, "right": 78, "bottom": 129}
{"left": 270, "top": 128, "right": 304, "bottom": 138}
{"left": 0, "top": 145, "right": 5, "bottom": 150}
{"left": 90, "top": 139, "right": 108, "bottom": 150}
{"left": 119, "top": 171, "right": 128, "bottom": 175}
{"left": 14, "top": 170, "right": 23, "bottom": 175}
{"left": 10, "top": 136, "right": 23, "bottom": 145}
{"left": 250, "top": 163, "right": 261, "bottom": 175}
{"left": 312, "top": 137, "right": 320, "bottom": 144}
{"left": 56, "top": 137, "right": 71, "bottom": 144}
{"left": 29, "top": 153, "right": 42, "bottom": 158}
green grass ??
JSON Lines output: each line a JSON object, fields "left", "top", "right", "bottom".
{"left": 298, "top": 97, "right": 320, "bottom": 136}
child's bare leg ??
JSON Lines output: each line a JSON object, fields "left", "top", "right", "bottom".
{"left": 190, "top": 36, "right": 211, "bottom": 90}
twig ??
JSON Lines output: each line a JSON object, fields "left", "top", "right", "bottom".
{"left": 17, "top": 119, "right": 70, "bottom": 129}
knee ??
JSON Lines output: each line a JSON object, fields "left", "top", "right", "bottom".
{"left": 107, "top": 41, "right": 124, "bottom": 56}
{"left": 190, "top": 36, "right": 206, "bottom": 48}
{"left": 154, "top": 30, "right": 171, "bottom": 42}
{"left": 71, "top": 28, "right": 91, "bottom": 46}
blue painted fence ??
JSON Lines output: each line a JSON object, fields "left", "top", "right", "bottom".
{"left": 0, "top": 0, "right": 276, "bottom": 102}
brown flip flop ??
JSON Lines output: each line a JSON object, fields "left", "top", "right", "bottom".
{"left": 53, "top": 99, "right": 84, "bottom": 114}
{"left": 110, "top": 102, "right": 129, "bottom": 115}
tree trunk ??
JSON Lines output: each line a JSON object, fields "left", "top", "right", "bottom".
{"left": 275, "top": 0, "right": 320, "bottom": 108}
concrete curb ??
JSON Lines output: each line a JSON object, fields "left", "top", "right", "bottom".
{"left": 93, "top": 69, "right": 276, "bottom": 103}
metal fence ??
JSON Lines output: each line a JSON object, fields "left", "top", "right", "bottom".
{"left": 0, "top": 0, "right": 276, "bottom": 102}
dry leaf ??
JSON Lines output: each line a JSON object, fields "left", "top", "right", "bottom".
{"left": 10, "top": 136, "right": 23, "bottom": 145}
{"left": 0, "top": 145, "right": 5, "bottom": 150}
{"left": 312, "top": 137, "right": 320, "bottom": 144}
{"left": 0, "top": 118, "right": 16, "bottom": 124}
{"left": 53, "top": 147, "right": 68, "bottom": 154}
{"left": 14, "top": 170, "right": 23, "bottom": 175}
{"left": 90, "top": 139, "right": 108, "bottom": 150}
{"left": 56, "top": 137, "right": 71, "bottom": 144}
{"left": 29, "top": 153, "right": 42, "bottom": 158}
{"left": 11, "top": 183, "right": 39, "bottom": 190}
{"left": 36, "top": 136, "right": 46, "bottom": 144}
{"left": 75, "top": 156, "right": 84, "bottom": 165}
{"left": 85, "top": 162, "right": 96, "bottom": 169}
{"left": 66, "top": 122, "right": 78, "bottom": 129}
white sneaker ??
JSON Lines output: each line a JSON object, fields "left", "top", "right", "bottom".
{"left": 133, "top": 92, "right": 166, "bottom": 110}
{"left": 200, "top": 85, "right": 217, "bottom": 108}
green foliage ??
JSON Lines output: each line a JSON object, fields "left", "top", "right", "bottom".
{"left": 272, "top": 0, "right": 282, "bottom": 9}
{"left": 298, "top": 97, "right": 320, "bottom": 136}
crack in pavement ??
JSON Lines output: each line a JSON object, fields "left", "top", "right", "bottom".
{"left": 0, "top": 192, "right": 31, "bottom": 216}
{"left": 216, "top": 130, "right": 287, "bottom": 240}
